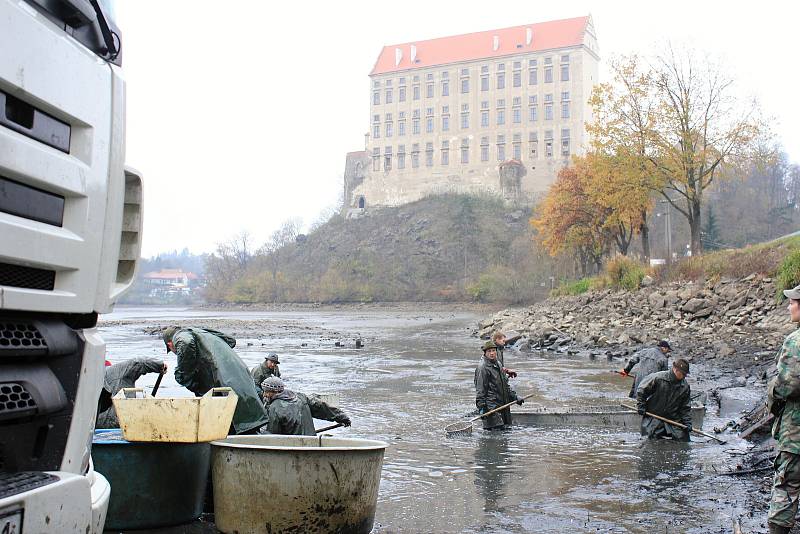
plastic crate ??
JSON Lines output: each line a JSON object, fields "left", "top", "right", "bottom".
{"left": 112, "top": 387, "right": 238, "bottom": 443}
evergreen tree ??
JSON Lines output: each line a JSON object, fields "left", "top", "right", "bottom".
{"left": 702, "top": 206, "right": 722, "bottom": 251}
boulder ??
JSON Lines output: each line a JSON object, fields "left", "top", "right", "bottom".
{"left": 682, "top": 298, "right": 710, "bottom": 314}
{"left": 648, "top": 292, "right": 665, "bottom": 309}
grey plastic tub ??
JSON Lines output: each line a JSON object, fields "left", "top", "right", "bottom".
{"left": 211, "top": 434, "right": 387, "bottom": 534}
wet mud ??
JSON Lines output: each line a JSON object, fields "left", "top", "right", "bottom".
{"left": 98, "top": 306, "right": 771, "bottom": 533}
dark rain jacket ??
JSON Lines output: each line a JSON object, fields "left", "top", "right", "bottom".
{"left": 636, "top": 369, "right": 692, "bottom": 441}
{"left": 172, "top": 327, "right": 268, "bottom": 434}
{"left": 96, "top": 357, "right": 164, "bottom": 429}
{"left": 474, "top": 356, "right": 518, "bottom": 430}
{"left": 264, "top": 390, "right": 348, "bottom": 436}
{"left": 250, "top": 362, "right": 281, "bottom": 394}
{"left": 624, "top": 347, "right": 669, "bottom": 397}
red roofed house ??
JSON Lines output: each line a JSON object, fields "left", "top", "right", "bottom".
{"left": 143, "top": 269, "right": 200, "bottom": 296}
{"left": 344, "top": 15, "right": 599, "bottom": 214}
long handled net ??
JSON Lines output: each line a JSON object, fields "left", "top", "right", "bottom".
{"left": 445, "top": 393, "right": 535, "bottom": 438}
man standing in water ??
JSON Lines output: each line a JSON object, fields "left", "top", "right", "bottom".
{"left": 492, "top": 331, "right": 518, "bottom": 378}
{"left": 251, "top": 352, "right": 281, "bottom": 394}
{"left": 475, "top": 341, "right": 524, "bottom": 430}
{"left": 164, "top": 326, "right": 268, "bottom": 434}
{"left": 767, "top": 284, "right": 800, "bottom": 534}
{"left": 260, "top": 377, "right": 351, "bottom": 435}
{"left": 635, "top": 359, "right": 692, "bottom": 441}
{"left": 621, "top": 340, "right": 671, "bottom": 398}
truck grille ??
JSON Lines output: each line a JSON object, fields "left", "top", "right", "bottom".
{"left": 0, "top": 472, "right": 59, "bottom": 499}
{"left": 0, "top": 321, "right": 47, "bottom": 350}
{"left": 0, "top": 383, "right": 37, "bottom": 416}
{"left": 0, "top": 262, "right": 55, "bottom": 291}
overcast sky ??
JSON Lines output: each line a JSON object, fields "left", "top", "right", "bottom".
{"left": 117, "top": 0, "right": 800, "bottom": 257}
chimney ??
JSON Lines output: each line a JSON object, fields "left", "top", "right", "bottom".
{"left": 492, "top": 35, "right": 499, "bottom": 51}
{"left": 395, "top": 47, "right": 403, "bottom": 66}
{"left": 410, "top": 44, "right": 417, "bottom": 63}
{"left": 526, "top": 27, "right": 533, "bottom": 45}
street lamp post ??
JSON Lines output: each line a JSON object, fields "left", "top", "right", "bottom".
{"left": 658, "top": 200, "right": 673, "bottom": 264}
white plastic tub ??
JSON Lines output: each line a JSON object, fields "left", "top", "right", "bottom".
{"left": 211, "top": 435, "right": 387, "bottom": 534}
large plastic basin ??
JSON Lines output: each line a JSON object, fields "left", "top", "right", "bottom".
{"left": 211, "top": 434, "right": 387, "bottom": 534}
{"left": 92, "top": 429, "right": 211, "bottom": 530}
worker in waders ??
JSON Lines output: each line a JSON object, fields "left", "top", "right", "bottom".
{"left": 475, "top": 341, "right": 524, "bottom": 430}
{"left": 492, "top": 331, "right": 518, "bottom": 378}
{"left": 621, "top": 340, "right": 671, "bottom": 398}
{"left": 251, "top": 352, "right": 281, "bottom": 394}
{"left": 260, "top": 377, "right": 351, "bottom": 435}
{"left": 96, "top": 357, "right": 166, "bottom": 428}
{"left": 163, "top": 326, "right": 268, "bottom": 434}
{"left": 766, "top": 284, "right": 800, "bottom": 534}
{"left": 635, "top": 359, "right": 692, "bottom": 441}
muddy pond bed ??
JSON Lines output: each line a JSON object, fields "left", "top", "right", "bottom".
{"left": 98, "top": 306, "right": 770, "bottom": 533}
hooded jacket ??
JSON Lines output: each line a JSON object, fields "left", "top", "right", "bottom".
{"left": 96, "top": 357, "right": 164, "bottom": 429}
{"left": 172, "top": 327, "right": 268, "bottom": 434}
{"left": 264, "top": 390, "right": 348, "bottom": 436}
{"left": 636, "top": 369, "right": 692, "bottom": 441}
{"left": 474, "top": 355, "right": 518, "bottom": 429}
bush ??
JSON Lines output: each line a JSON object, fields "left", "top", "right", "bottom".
{"left": 551, "top": 278, "right": 592, "bottom": 296}
{"left": 604, "top": 256, "right": 646, "bottom": 291}
{"left": 776, "top": 249, "right": 800, "bottom": 301}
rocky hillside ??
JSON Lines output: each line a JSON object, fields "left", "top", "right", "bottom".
{"left": 479, "top": 274, "right": 790, "bottom": 382}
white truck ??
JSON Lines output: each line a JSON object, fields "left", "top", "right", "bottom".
{"left": 0, "top": 0, "right": 142, "bottom": 531}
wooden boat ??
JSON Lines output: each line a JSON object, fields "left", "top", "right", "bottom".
{"left": 514, "top": 404, "right": 706, "bottom": 430}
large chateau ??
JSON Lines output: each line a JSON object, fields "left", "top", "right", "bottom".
{"left": 343, "top": 15, "right": 599, "bottom": 213}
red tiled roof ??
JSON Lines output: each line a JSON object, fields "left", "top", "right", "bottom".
{"left": 144, "top": 269, "right": 198, "bottom": 280}
{"left": 371, "top": 16, "right": 590, "bottom": 75}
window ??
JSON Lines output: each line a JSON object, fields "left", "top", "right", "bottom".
{"left": 561, "top": 64, "right": 569, "bottom": 81}
{"left": 513, "top": 96, "right": 521, "bottom": 106}
{"left": 386, "top": 79, "right": 393, "bottom": 87}
{"left": 461, "top": 103, "right": 469, "bottom": 129}
{"left": 544, "top": 57, "right": 552, "bottom": 65}
{"left": 413, "top": 75, "right": 420, "bottom": 82}
{"left": 497, "top": 134, "right": 506, "bottom": 161}
{"left": 561, "top": 102, "right": 570, "bottom": 119}
{"left": 513, "top": 61, "right": 521, "bottom": 69}
{"left": 399, "top": 86, "right": 406, "bottom": 102}
{"left": 529, "top": 68, "right": 538, "bottom": 85}
{"left": 398, "top": 145, "right": 406, "bottom": 169}
{"left": 442, "top": 115, "right": 450, "bottom": 131}
{"left": 426, "top": 73, "right": 433, "bottom": 81}
{"left": 385, "top": 121, "right": 393, "bottom": 137}
{"left": 426, "top": 117, "right": 433, "bottom": 133}
{"left": 529, "top": 95, "right": 538, "bottom": 122}
{"left": 372, "top": 147, "right": 380, "bottom": 170}
{"left": 529, "top": 59, "right": 538, "bottom": 67}
{"left": 561, "top": 91, "right": 570, "bottom": 101}
{"left": 497, "top": 72, "right": 505, "bottom": 89}
{"left": 545, "top": 130, "right": 553, "bottom": 158}
{"left": 441, "top": 140, "right": 449, "bottom": 166}
{"left": 426, "top": 142, "right": 434, "bottom": 167}
{"left": 413, "top": 85, "right": 420, "bottom": 100}
{"left": 384, "top": 146, "right": 392, "bottom": 171}
{"left": 545, "top": 67, "right": 553, "bottom": 83}
{"left": 497, "top": 109, "right": 505, "bottom": 125}
{"left": 481, "top": 110, "right": 489, "bottom": 127}
{"left": 460, "top": 138, "right": 469, "bottom": 164}
{"left": 513, "top": 140, "right": 521, "bottom": 160}
{"left": 481, "top": 100, "right": 489, "bottom": 109}
{"left": 544, "top": 94, "right": 553, "bottom": 120}
{"left": 442, "top": 105, "right": 449, "bottom": 114}
{"left": 399, "top": 120, "right": 406, "bottom": 136}
{"left": 399, "top": 77, "right": 405, "bottom": 84}
{"left": 481, "top": 65, "right": 489, "bottom": 74}
{"left": 529, "top": 131, "right": 538, "bottom": 159}
{"left": 513, "top": 70, "right": 521, "bottom": 87}
{"left": 497, "top": 98, "right": 505, "bottom": 108}
{"left": 373, "top": 91, "right": 380, "bottom": 105}
{"left": 426, "top": 83, "right": 434, "bottom": 98}
{"left": 373, "top": 124, "right": 380, "bottom": 138}
{"left": 373, "top": 114, "right": 380, "bottom": 122}
{"left": 497, "top": 63, "right": 505, "bottom": 71}
{"left": 441, "top": 71, "right": 449, "bottom": 79}
{"left": 373, "top": 80, "right": 380, "bottom": 89}
{"left": 442, "top": 81, "right": 449, "bottom": 96}
{"left": 385, "top": 89, "right": 393, "bottom": 104}
{"left": 461, "top": 68, "right": 469, "bottom": 76}
{"left": 481, "top": 76, "right": 489, "bottom": 91}
{"left": 411, "top": 143, "right": 420, "bottom": 168}
{"left": 561, "top": 128, "right": 570, "bottom": 156}
{"left": 412, "top": 118, "right": 420, "bottom": 135}
{"left": 480, "top": 136, "right": 489, "bottom": 161}
{"left": 512, "top": 108, "right": 521, "bottom": 124}
{"left": 461, "top": 77, "right": 469, "bottom": 94}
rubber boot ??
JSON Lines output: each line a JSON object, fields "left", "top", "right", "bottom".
{"left": 768, "top": 522, "right": 791, "bottom": 534}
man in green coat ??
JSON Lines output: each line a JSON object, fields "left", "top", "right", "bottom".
{"left": 164, "top": 326, "right": 268, "bottom": 434}
{"left": 767, "top": 284, "right": 800, "bottom": 534}
{"left": 474, "top": 341, "right": 523, "bottom": 430}
{"left": 251, "top": 353, "right": 281, "bottom": 394}
{"left": 635, "top": 359, "right": 692, "bottom": 441}
{"left": 260, "top": 377, "right": 351, "bottom": 436}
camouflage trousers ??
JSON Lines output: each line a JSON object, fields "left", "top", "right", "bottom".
{"left": 770, "top": 451, "right": 800, "bottom": 528}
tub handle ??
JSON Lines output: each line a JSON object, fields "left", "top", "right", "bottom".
{"left": 120, "top": 388, "right": 145, "bottom": 399}
{"left": 207, "top": 387, "right": 233, "bottom": 398}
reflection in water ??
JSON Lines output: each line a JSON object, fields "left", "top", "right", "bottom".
{"left": 473, "top": 431, "right": 512, "bottom": 512}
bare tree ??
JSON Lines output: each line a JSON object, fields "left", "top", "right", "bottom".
{"left": 204, "top": 231, "right": 252, "bottom": 300}
{"left": 258, "top": 218, "right": 303, "bottom": 301}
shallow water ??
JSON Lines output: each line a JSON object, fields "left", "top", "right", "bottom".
{"left": 98, "top": 307, "right": 765, "bottom": 533}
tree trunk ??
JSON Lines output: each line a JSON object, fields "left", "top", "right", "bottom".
{"left": 690, "top": 199, "right": 703, "bottom": 256}
{"left": 640, "top": 211, "right": 651, "bottom": 264}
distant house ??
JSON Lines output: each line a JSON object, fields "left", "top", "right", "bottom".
{"left": 143, "top": 269, "right": 201, "bottom": 296}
